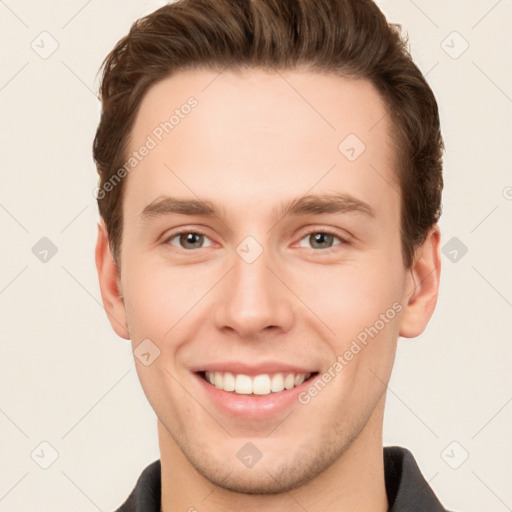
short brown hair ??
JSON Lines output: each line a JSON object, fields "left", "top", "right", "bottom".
{"left": 93, "top": 0, "right": 444, "bottom": 269}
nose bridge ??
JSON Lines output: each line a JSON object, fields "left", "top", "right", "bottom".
{"left": 214, "top": 240, "right": 293, "bottom": 337}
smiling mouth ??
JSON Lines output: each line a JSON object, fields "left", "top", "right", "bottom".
{"left": 198, "top": 371, "right": 319, "bottom": 395}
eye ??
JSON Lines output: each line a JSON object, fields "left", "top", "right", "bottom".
{"left": 166, "top": 231, "right": 213, "bottom": 250}
{"left": 297, "top": 231, "right": 347, "bottom": 250}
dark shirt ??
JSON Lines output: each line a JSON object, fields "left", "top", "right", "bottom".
{"left": 114, "top": 446, "right": 449, "bottom": 511}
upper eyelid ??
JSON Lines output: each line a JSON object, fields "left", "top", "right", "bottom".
{"left": 297, "top": 227, "right": 349, "bottom": 240}
{"left": 294, "top": 226, "right": 352, "bottom": 245}
{"left": 163, "top": 226, "right": 211, "bottom": 241}
{"left": 294, "top": 230, "right": 348, "bottom": 250}
{"left": 166, "top": 229, "right": 213, "bottom": 246}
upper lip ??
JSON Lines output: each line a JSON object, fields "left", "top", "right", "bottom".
{"left": 191, "top": 361, "right": 318, "bottom": 376}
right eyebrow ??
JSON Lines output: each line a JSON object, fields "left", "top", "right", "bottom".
{"left": 140, "top": 196, "right": 222, "bottom": 219}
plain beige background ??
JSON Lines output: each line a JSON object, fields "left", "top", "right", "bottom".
{"left": 1, "top": 0, "right": 511, "bottom": 510}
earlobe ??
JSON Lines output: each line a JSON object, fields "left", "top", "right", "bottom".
{"left": 398, "top": 225, "right": 441, "bottom": 339}
{"left": 95, "top": 219, "right": 130, "bottom": 339}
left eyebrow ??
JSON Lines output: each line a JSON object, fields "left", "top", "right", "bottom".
{"left": 274, "top": 193, "right": 376, "bottom": 219}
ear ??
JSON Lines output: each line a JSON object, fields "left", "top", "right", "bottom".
{"left": 95, "top": 219, "right": 130, "bottom": 339}
{"left": 399, "top": 225, "right": 441, "bottom": 338}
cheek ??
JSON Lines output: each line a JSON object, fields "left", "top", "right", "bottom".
{"left": 121, "top": 262, "right": 199, "bottom": 412}
{"left": 121, "top": 260, "right": 172, "bottom": 340}
{"left": 289, "top": 257, "right": 404, "bottom": 338}
{"left": 121, "top": 257, "right": 216, "bottom": 340}
{"left": 304, "top": 265, "right": 402, "bottom": 410}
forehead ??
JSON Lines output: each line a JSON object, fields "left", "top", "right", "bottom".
{"left": 124, "top": 67, "right": 399, "bottom": 225}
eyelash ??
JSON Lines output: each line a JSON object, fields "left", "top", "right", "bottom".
{"left": 164, "top": 228, "right": 349, "bottom": 253}
{"left": 295, "top": 229, "right": 349, "bottom": 252}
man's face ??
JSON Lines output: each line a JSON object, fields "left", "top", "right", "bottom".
{"left": 100, "top": 68, "right": 431, "bottom": 493}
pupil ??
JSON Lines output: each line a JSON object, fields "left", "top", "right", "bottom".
{"left": 312, "top": 233, "right": 332, "bottom": 248}
{"left": 182, "top": 233, "right": 202, "bottom": 248}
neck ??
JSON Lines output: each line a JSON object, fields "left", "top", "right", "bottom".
{"left": 159, "top": 400, "right": 388, "bottom": 512}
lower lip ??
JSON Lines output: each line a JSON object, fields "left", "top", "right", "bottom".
{"left": 193, "top": 373, "right": 314, "bottom": 420}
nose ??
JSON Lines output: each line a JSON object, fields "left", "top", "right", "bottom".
{"left": 213, "top": 246, "right": 294, "bottom": 339}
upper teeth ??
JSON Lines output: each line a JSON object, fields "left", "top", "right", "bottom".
{"left": 204, "top": 371, "right": 311, "bottom": 395}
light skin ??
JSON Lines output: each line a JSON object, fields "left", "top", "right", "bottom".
{"left": 96, "top": 67, "right": 441, "bottom": 512}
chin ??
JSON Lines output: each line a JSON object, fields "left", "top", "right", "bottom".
{"left": 181, "top": 436, "right": 346, "bottom": 496}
